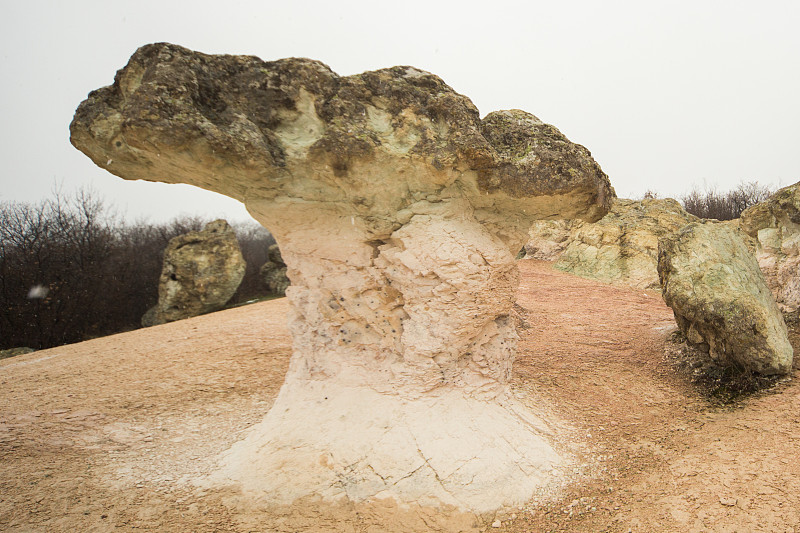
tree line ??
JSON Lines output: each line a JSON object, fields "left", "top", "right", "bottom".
{"left": 678, "top": 181, "right": 774, "bottom": 221}
{"left": 0, "top": 189, "right": 275, "bottom": 351}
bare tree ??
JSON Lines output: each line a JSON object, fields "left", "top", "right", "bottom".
{"left": 0, "top": 190, "right": 281, "bottom": 350}
{"left": 0, "top": 188, "right": 116, "bottom": 348}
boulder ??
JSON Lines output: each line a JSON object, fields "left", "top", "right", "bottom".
{"left": 739, "top": 182, "right": 800, "bottom": 313}
{"left": 71, "top": 43, "right": 613, "bottom": 512}
{"left": 144, "top": 219, "right": 246, "bottom": 326}
{"left": 259, "top": 244, "right": 290, "bottom": 296}
{"left": 657, "top": 222, "right": 793, "bottom": 376}
{"left": 551, "top": 198, "right": 698, "bottom": 290}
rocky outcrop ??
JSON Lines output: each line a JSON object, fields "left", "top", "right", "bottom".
{"left": 259, "top": 244, "right": 289, "bottom": 296}
{"left": 143, "top": 220, "right": 246, "bottom": 326}
{"left": 522, "top": 219, "right": 575, "bottom": 260}
{"left": 739, "top": 182, "right": 800, "bottom": 314}
{"left": 71, "top": 43, "right": 613, "bottom": 512}
{"left": 550, "top": 198, "right": 698, "bottom": 290}
{"left": 658, "top": 222, "right": 793, "bottom": 376}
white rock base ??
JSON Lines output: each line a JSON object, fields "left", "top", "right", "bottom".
{"left": 209, "top": 380, "right": 563, "bottom": 513}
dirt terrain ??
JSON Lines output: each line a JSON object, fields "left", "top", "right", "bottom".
{"left": 2, "top": 260, "right": 799, "bottom": 532}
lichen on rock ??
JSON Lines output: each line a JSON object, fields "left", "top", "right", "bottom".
{"left": 657, "top": 221, "right": 793, "bottom": 376}
{"left": 71, "top": 43, "right": 613, "bottom": 512}
{"left": 551, "top": 198, "right": 699, "bottom": 290}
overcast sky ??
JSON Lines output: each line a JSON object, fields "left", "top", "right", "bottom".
{"left": 1, "top": 0, "right": 798, "bottom": 223}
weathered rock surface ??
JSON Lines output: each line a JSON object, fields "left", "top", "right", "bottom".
{"left": 522, "top": 219, "right": 575, "bottom": 260}
{"left": 550, "top": 198, "right": 699, "bottom": 290}
{"left": 71, "top": 43, "right": 613, "bottom": 512}
{"left": 740, "top": 182, "right": 800, "bottom": 314}
{"left": 259, "top": 244, "right": 289, "bottom": 296}
{"left": 144, "top": 219, "right": 246, "bottom": 326}
{"left": 658, "top": 222, "right": 793, "bottom": 376}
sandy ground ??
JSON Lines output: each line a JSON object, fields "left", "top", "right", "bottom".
{"left": 1, "top": 260, "right": 799, "bottom": 532}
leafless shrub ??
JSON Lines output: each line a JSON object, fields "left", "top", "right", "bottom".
{"left": 680, "top": 181, "right": 773, "bottom": 220}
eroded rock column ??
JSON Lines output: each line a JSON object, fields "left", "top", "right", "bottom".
{"left": 70, "top": 43, "right": 613, "bottom": 512}
{"left": 257, "top": 198, "right": 519, "bottom": 397}
{"left": 231, "top": 197, "right": 556, "bottom": 510}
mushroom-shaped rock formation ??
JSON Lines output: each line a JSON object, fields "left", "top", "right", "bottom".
{"left": 70, "top": 43, "right": 613, "bottom": 512}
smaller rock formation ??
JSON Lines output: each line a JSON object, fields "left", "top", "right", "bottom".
{"left": 143, "top": 220, "right": 246, "bottom": 326}
{"left": 259, "top": 244, "right": 290, "bottom": 296}
{"left": 548, "top": 198, "right": 698, "bottom": 290}
{"left": 522, "top": 219, "right": 575, "bottom": 260}
{"left": 739, "top": 182, "right": 800, "bottom": 314}
{"left": 657, "top": 222, "right": 793, "bottom": 376}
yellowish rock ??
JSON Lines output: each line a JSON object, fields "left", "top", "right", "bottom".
{"left": 144, "top": 219, "right": 246, "bottom": 326}
{"left": 552, "top": 198, "right": 698, "bottom": 290}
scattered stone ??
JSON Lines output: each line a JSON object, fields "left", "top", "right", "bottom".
{"left": 0, "top": 347, "right": 35, "bottom": 360}
{"left": 491, "top": 519, "right": 502, "bottom": 528}
{"left": 259, "top": 244, "right": 290, "bottom": 296}
{"left": 71, "top": 43, "right": 613, "bottom": 512}
{"left": 142, "top": 220, "right": 246, "bottom": 326}
{"left": 658, "top": 222, "right": 793, "bottom": 376}
{"left": 719, "top": 496, "right": 737, "bottom": 507}
{"left": 739, "top": 181, "right": 800, "bottom": 314}
{"left": 552, "top": 198, "right": 698, "bottom": 290}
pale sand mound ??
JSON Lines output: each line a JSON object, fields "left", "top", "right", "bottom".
{"left": 2, "top": 261, "right": 800, "bottom": 532}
